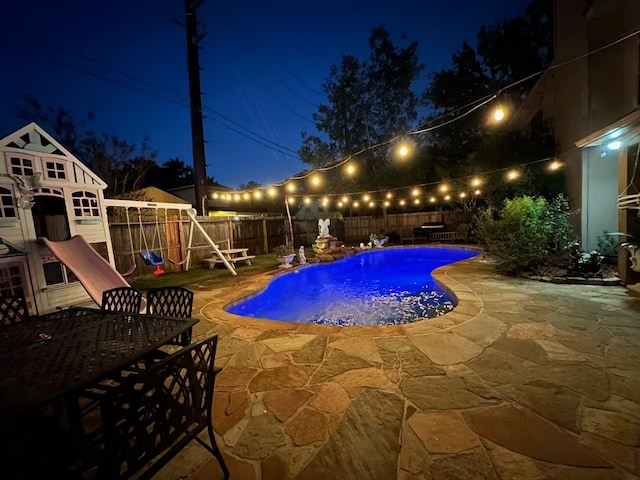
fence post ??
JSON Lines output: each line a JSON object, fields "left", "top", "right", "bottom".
{"left": 262, "top": 219, "right": 268, "bottom": 254}
{"left": 227, "top": 220, "right": 234, "bottom": 248}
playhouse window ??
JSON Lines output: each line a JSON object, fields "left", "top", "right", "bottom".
{"left": 0, "top": 264, "right": 25, "bottom": 297}
{"left": 9, "top": 157, "right": 34, "bottom": 176}
{"left": 44, "top": 161, "right": 67, "bottom": 180}
{"left": 0, "top": 187, "right": 16, "bottom": 218}
{"left": 72, "top": 191, "right": 100, "bottom": 217}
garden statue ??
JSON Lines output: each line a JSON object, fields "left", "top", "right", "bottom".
{"left": 318, "top": 218, "right": 330, "bottom": 237}
{"left": 299, "top": 246, "right": 307, "bottom": 264}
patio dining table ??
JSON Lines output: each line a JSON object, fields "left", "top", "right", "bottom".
{"left": 0, "top": 307, "right": 198, "bottom": 417}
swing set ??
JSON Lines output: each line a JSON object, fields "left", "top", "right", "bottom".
{"left": 104, "top": 199, "right": 237, "bottom": 277}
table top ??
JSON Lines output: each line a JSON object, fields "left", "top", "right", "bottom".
{"left": 219, "top": 248, "right": 249, "bottom": 255}
{"left": 0, "top": 308, "right": 197, "bottom": 415}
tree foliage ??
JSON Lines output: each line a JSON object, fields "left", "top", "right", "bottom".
{"left": 299, "top": 27, "right": 423, "bottom": 192}
{"left": 475, "top": 194, "right": 575, "bottom": 274}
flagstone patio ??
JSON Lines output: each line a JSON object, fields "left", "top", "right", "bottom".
{"left": 158, "top": 254, "right": 640, "bottom": 480}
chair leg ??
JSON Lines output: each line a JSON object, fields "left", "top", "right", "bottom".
{"left": 194, "top": 422, "right": 229, "bottom": 479}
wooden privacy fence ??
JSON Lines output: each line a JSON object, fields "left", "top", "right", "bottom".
{"left": 107, "top": 211, "right": 468, "bottom": 279}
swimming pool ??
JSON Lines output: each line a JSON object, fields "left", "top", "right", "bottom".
{"left": 226, "top": 246, "right": 479, "bottom": 326}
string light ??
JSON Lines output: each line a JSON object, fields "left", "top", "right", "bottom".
{"left": 286, "top": 183, "right": 296, "bottom": 192}
{"left": 459, "top": 192, "right": 467, "bottom": 198}
{"left": 254, "top": 191, "right": 262, "bottom": 199}
{"left": 345, "top": 163, "right": 356, "bottom": 176}
{"left": 341, "top": 195, "right": 350, "bottom": 204}
{"left": 243, "top": 192, "right": 250, "bottom": 200}
{"left": 507, "top": 169, "right": 520, "bottom": 181}
{"left": 353, "top": 201, "right": 360, "bottom": 208}
{"left": 310, "top": 174, "right": 321, "bottom": 187}
{"left": 212, "top": 192, "right": 219, "bottom": 199}
{"left": 362, "top": 194, "right": 370, "bottom": 202}
{"left": 548, "top": 160, "right": 562, "bottom": 171}
{"left": 444, "top": 194, "right": 451, "bottom": 201}
{"left": 386, "top": 192, "right": 393, "bottom": 199}
{"left": 303, "top": 197, "right": 311, "bottom": 205}
{"left": 267, "top": 187, "right": 277, "bottom": 197}
{"left": 439, "top": 184, "right": 448, "bottom": 193}
{"left": 383, "top": 200, "right": 390, "bottom": 207}
{"left": 429, "top": 196, "right": 436, "bottom": 203}
{"left": 368, "top": 201, "right": 375, "bottom": 208}
{"left": 400, "top": 200, "right": 406, "bottom": 206}
{"left": 471, "top": 177, "right": 482, "bottom": 187}
{"left": 287, "top": 196, "right": 295, "bottom": 204}
{"left": 493, "top": 106, "right": 505, "bottom": 122}
{"left": 474, "top": 189, "right": 481, "bottom": 195}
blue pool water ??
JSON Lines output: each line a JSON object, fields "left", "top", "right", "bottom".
{"left": 226, "top": 246, "right": 479, "bottom": 326}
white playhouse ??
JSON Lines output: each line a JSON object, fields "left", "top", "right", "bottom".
{"left": 0, "top": 122, "right": 118, "bottom": 315}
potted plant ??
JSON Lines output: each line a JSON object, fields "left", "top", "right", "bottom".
{"left": 273, "top": 244, "right": 295, "bottom": 268}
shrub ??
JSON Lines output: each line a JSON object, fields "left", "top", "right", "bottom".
{"left": 475, "top": 194, "right": 575, "bottom": 274}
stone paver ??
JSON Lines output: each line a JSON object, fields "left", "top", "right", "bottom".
{"left": 156, "top": 254, "right": 640, "bottom": 480}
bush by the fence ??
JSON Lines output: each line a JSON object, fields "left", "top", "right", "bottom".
{"left": 475, "top": 195, "right": 574, "bottom": 274}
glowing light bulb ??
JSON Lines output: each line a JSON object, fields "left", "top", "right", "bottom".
{"left": 212, "top": 192, "right": 219, "bottom": 199}
{"left": 243, "top": 193, "right": 250, "bottom": 200}
{"left": 254, "top": 191, "right": 262, "bottom": 199}
{"left": 346, "top": 164, "right": 355, "bottom": 175}
{"left": 287, "top": 196, "right": 295, "bottom": 204}
{"left": 267, "top": 187, "right": 277, "bottom": 197}
{"left": 286, "top": 183, "right": 296, "bottom": 192}
{"left": 549, "top": 161, "right": 561, "bottom": 171}
{"left": 341, "top": 196, "right": 349, "bottom": 203}
{"left": 383, "top": 201, "right": 390, "bottom": 207}
{"left": 397, "top": 144, "right": 409, "bottom": 157}
{"left": 386, "top": 192, "right": 393, "bottom": 199}
{"left": 311, "top": 174, "right": 321, "bottom": 186}
{"left": 362, "top": 194, "right": 370, "bottom": 202}
{"left": 413, "top": 199, "right": 420, "bottom": 205}
{"left": 494, "top": 106, "right": 505, "bottom": 121}
{"left": 303, "top": 197, "right": 311, "bottom": 205}
{"left": 439, "top": 184, "right": 448, "bottom": 193}
{"left": 471, "top": 177, "right": 481, "bottom": 187}
{"left": 322, "top": 196, "right": 329, "bottom": 206}
{"left": 608, "top": 141, "right": 621, "bottom": 150}
{"left": 459, "top": 192, "right": 467, "bottom": 198}
{"left": 234, "top": 194, "right": 241, "bottom": 201}
{"left": 399, "top": 200, "right": 406, "bottom": 206}
{"left": 337, "top": 201, "right": 343, "bottom": 208}
{"left": 444, "top": 194, "right": 451, "bottom": 201}
{"left": 507, "top": 170, "right": 519, "bottom": 181}
{"left": 474, "top": 189, "right": 481, "bottom": 195}
{"left": 368, "top": 201, "right": 375, "bottom": 208}
{"left": 353, "top": 201, "right": 360, "bottom": 208}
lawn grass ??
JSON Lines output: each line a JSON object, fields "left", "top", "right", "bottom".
{"left": 130, "top": 254, "right": 281, "bottom": 290}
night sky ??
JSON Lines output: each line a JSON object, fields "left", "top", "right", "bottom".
{"left": 0, "top": 0, "right": 531, "bottom": 189}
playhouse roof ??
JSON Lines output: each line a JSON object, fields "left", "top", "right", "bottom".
{"left": 0, "top": 122, "right": 107, "bottom": 188}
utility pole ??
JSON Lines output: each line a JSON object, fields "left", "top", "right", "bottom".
{"left": 184, "top": 0, "right": 208, "bottom": 215}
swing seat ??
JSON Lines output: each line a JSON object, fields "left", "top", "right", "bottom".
{"left": 140, "top": 251, "right": 163, "bottom": 266}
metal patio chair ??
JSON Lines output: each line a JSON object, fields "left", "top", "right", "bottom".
{"left": 101, "top": 286, "right": 143, "bottom": 314}
{"left": 146, "top": 286, "right": 194, "bottom": 345}
{"left": 0, "top": 295, "right": 29, "bottom": 325}
{"left": 84, "top": 334, "right": 228, "bottom": 479}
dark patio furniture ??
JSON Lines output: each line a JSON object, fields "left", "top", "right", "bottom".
{"left": 101, "top": 286, "right": 143, "bottom": 314}
{"left": 0, "top": 307, "right": 200, "bottom": 478}
{"left": 0, "top": 295, "right": 29, "bottom": 325}
{"left": 78, "top": 335, "right": 229, "bottom": 479}
{"left": 412, "top": 220, "right": 445, "bottom": 242}
{"left": 0, "top": 307, "right": 197, "bottom": 416}
{"left": 146, "top": 286, "right": 195, "bottom": 345}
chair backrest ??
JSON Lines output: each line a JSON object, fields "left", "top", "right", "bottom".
{"left": 0, "top": 296, "right": 29, "bottom": 325}
{"left": 146, "top": 286, "right": 194, "bottom": 318}
{"left": 96, "top": 335, "right": 222, "bottom": 478}
{"left": 101, "top": 287, "right": 143, "bottom": 314}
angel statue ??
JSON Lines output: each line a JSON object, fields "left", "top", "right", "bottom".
{"left": 318, "top": 218, "right": 330, "bottom": 237}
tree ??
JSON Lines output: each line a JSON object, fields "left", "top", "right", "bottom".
{"left": 299, "top": 27, "right": 423, "bottom": 192}
{"left": 238, "top": 180, "right": 261, "bottom": 190}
